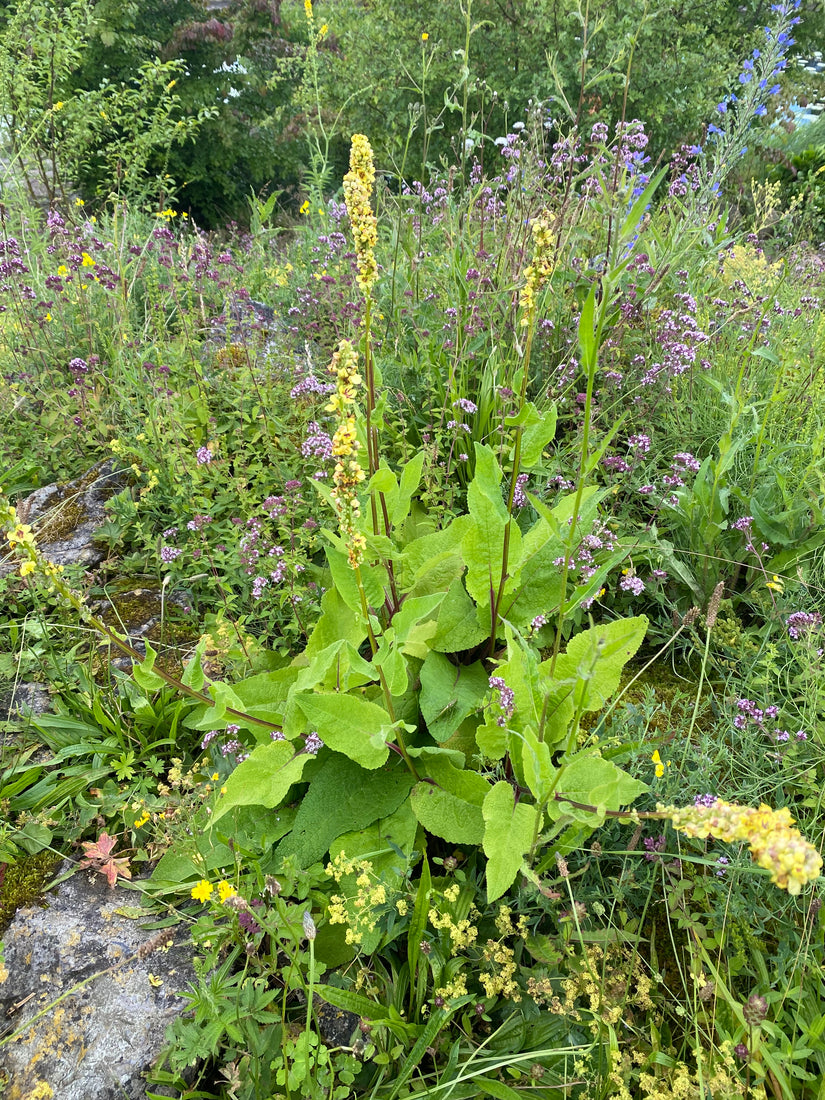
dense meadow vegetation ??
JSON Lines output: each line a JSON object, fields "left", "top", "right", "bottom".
{"left": 3, "top": 0, "right": 825, "bottom": 1097}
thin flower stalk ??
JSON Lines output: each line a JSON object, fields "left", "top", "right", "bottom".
{"left": 489, "top": 211, "right": 556, "bottom": 650}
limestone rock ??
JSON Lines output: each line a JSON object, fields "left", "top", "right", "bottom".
{"left": 3, "top": 459, "right": 128, "bottom": 578}
{"left": 0, "top": 863, "right": 195, "bottom": 1100}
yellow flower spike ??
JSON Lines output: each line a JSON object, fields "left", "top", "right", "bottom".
{"left": 343, "top": 134, "right": 378, "bottom": 293}
{"left": 664, "top": 799, "right": 823, "bottom": 895}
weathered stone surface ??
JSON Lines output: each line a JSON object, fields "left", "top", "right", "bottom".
{"left": 3, "top": 459, "right": 129, "bottom": 578}
{"left": 0, "top": 863, "right": 195, "bottom": 1100}
{"left": 0, "top": 682, "right": 52, "bottom": 721}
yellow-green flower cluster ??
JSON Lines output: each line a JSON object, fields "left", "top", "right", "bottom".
{"left": 325, "top": 340, "right": 367, "bottom": 567}
{"left": 325, "top": 853, "right": 389, "bottom": 945}
{"left": 343, "top": 134, "right": 378, "bottom": 293}
{"left": 518, "top": 211, "right": 556, "bottom": 323}
{"left": 665, "top": 799, "right": 822, "bottom": 895}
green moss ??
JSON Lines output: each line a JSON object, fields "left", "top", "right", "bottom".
{"left": 94, "top": 586, "right": 196, "bottom": 678}
{"left": 0, "top": 851, "right": 60, "bottom": 934}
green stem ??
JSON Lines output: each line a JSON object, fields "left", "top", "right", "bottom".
{"left": 488, "top": 309, "right": 537, "bottom": 653}
{"left": 548, "top": 286, "right": 603, "bottom": 678}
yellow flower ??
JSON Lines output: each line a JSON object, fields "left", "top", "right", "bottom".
{"left": 53, "top": 101, "right": 64, "bottom": 111}
{"left": 665, "top": 799, "right": 823, "bottom": 895}
{"left": 343, "top": 134, "right": 378, "bottom": 293}
{"left": 651, "top": 749, "right": 670, "bottom": 779}
{"left": 81, "top": 252, "right": 95, "bottom": 267}
{"left": 19, "top": 559, "right": 36, "bottom": 577}
{"left": 421, "top": 31, "right": 429, "bottom": 40}
{"left": 304, "top": 0, "right": 313, "bottom": 18}
{"left": 320, "top": 23, "right": 328, "bottom": 35}
{"left": 300, "top": 199, "right": 310, "bottom": 215}
{"left": 217, "top": 880, "right": 237, "bottom": 902}
{"left": 134, "top": 811, "right": 150, "bottom": 828}
{"left": 57, "top": 265, "right": 68, "bottom": 276}
{"left": 75, "top": 198, "right": 84, "bottom": 206}
{"left": 191, "top": 880, "right": 213, "bottom": 902}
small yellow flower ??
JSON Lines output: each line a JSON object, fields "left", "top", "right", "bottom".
{"left": 191, "top": 880, "right": 213, "bottom": 902}
{"left": 217, "top": 880, "right": 237, "bottom": 902}
{"left": 421, "top": 32, "right": 429, "bottom": 40}
{"left": 320, "top": 23, "right": 328, "bottom": 35}
{"left": 53, "top": 101, "right": 64, "bottom": 111}
{"left": 75, "top": 198, "right": 84, "bottom": 206}
{"left": 57, "top": 265, "right": 68, "bottom": 276}
{"left": 81, "top": 252, "right": 95, "bottom": 267}
{"left": 304, "top": 0, "right": 313, "bottom": 17}
{"left": 651, "top": 749, "right": 671, "bottom": 779}
{"left": 766, "top": 574, "right": 784, "bottom": 593}
{"left": 19, "top": 559, "right": 36, "bottom": 577}
{"left": 300, "top": 199, "right": 310, "bottom": 215}
{"left": 134, "top": 811, "right": 150, "bottom": 828}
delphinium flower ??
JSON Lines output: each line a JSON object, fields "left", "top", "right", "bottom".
{"left": 343, "top": 135, "right": 378, "bottom": 294}
{"left": 663, "top": 797, "right": 822, "bottom": 895}
{"left": 325, "top": 340, "right": 367, "bottom": 567}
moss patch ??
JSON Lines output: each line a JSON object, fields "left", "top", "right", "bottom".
{"left": 0, "top": 851, "right": 61, "bottom": 934}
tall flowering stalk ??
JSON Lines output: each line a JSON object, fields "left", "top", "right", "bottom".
{"left": 343, "top": 135, "right": 380, "bottom": 499}
{"left": 326, "top": 339, "right": 367, "bottom": 569}
{"left": 489, "top": 212, "right": 556, "bottom": 650}
{"left": 664, "top": 798, "right": 822, "bottom": 896}
{"left": 342, "top": 133, "right": 401, "bottom": 612}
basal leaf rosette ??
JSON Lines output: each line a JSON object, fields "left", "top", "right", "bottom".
{"left": 663, "top": 798, "right": 822, "bottom": 896}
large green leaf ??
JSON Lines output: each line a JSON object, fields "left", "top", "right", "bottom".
{"left": 551, "top": 753, "right": 648, "bottom": 820}
{"left": 483, "top": 781, "right": 539, "bottom": 902}
{"left": 430, "top": 578, "right": 488, "bottom": 653}
{"left": 305, "top": 586, "right": 367, "bottom": 659}
{"left": 391, "top": 450, "right": 426, "bottom": 530}
{"left": 419, "top": 651, "right": 488, "bottom": 743}
{"left": 294, "top": 692, "right": 393, "bottom": 769}
{"left": 462, "top": 444, "right": 522, "bottom": 609}
{"left": 410, "top": 756, "right": 489, "bottom": 844}
{"left": 519, "top": 401, "right": 558, "bottom": 468}
{"left": 276, "top": 754, "right": 413, "bottom": 866}
{"left": 211, "top": 741, "right": 309, "bottom": 824}
{"left": 537, "top": 616, "right": 648, "bottom": 746}
{"left": 324, "top": 545, "right": 388, "bottom": 615}
{"left": 400, "top": 515, "right": 473, "bottom": 584}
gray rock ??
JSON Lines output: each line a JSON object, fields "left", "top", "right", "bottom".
{"left": 0, "top": 682, "right": 52, "bottom": 721}
{"left": 0, "top": 862, "right": 195, "bottom": 1100}
{"left": 3, "top": 459, "right": 129, "bottom": 578}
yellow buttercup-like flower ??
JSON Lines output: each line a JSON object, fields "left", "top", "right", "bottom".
{"left": 191, "top": 880, "right": 214, "bottom": 903}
